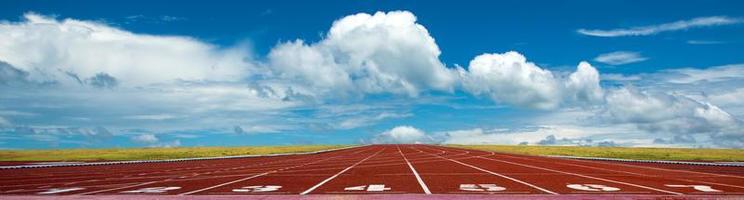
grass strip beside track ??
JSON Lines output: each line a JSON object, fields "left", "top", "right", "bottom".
{"left": 0, "top": 145, "right": 349, "bottom": 161}
{"left": 450, "top": 145, "right": 744, "bottom": 162}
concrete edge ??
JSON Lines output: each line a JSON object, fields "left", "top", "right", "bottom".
{"left": 0, "top": 145, "right": 367, "bottom": 170}
{"left": 548, "top": 155, "right": 744, "bottom": 167}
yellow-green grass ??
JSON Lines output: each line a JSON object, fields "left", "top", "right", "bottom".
{"left": 449, "top": 145, "right": 744, "bottom": 162}
{"left": 0, "top": 145, "right": 350, "bottom": 162}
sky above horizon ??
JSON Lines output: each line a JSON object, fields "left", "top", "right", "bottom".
{"left": 1, "top": 0, "right": 743, "bottom": 149}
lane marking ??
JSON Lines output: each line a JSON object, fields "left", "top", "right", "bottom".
{"left": 300, "top": 149, "right": 383, "bottom": 195}
{"left": 179, "top": 172, "right": 271, "bottom": 195}
{"left": 665, "top": 184, "right": 722, "bottom": 192}
{"left": 398, "top": 145, "right": 431, "bottom": 195}
{"left": 567, "top": 184, "right": 621, "bottom": 192}
{"left": 475, "top": 155, "right": 683, "bottom": 195}
{"left": 232, "top": 185, "right": 282, "bottom": 192}
{"left": 413, "top": 146, "right": 557, "bottom": 195}
{"left": 499, "top": 153, "right": 744, "bottom": 190}
{"left": 344, "top": 184, "right": 391, "bottom": 192}
{"left": 460, "top": 184, "right": 506, "bottom": 192}
{"left": 179, "top": 146, "right": 376, "bottom": 195}
{"left": 37, "top": 187, "right": 85, "bottom": 195}
{"left": 121, "top": 186, "right": 181, "bottom": 193}
{"left": 78, "top": 181, "right": 158, "bottom": 195}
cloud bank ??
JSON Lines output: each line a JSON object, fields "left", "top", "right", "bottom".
{"left": 1, "top": 11, "right": 742, "bottom": 148}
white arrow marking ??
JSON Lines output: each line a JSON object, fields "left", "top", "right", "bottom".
{"left": 666, "top": 185, "right": 722, "bottom": 192}
{"left": 232, "top": 185, "right": 282, "bottom": 192}
{"left": 567, "top": 184, "right": 620, "bottom": 192}
{"left": 366, "top": 184, "right": 391, "bottom": 192}
{"left": 344, "top": 186, "right": 366, "bottom": 191}
{"left": 121, "top": 186, "right": 181, "bottom": 193}
{"left": 460, "top": 184, "right": 506, "bottom": 192}
{"left": 37, "top": 188, "right": 85, "bottom": 194}
{"left": 344, "top": 184, "right": 390, "bottom": 192}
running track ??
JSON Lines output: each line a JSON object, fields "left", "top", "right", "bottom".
{"left": 1, "top": 144, "right": 743, "bottom": 198}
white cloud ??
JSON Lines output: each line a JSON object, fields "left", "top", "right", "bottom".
{"left": 459, "top": 51, "right": 603, "bottom": 109}
{"left": 663, "top": 64, "right": 744, "bottom": 84}
{"left": 0, "top": 12, "right": 255, "bottom": 87}
{"left": 130, "top": 133, "right": 158, "bottom": 143}
{"left": 336, "top": 112, "right": 411, "bottom": 130}
{"left": 459, "top": 52, "right": 560, "bottom": 109}
{"left": 603, "top": 88, "right": 740, "bottom": 135}
{"left": 371, "top": 125, "right": 432, "bottom": 144}
{"left": 593, "top": 51, "right": 648, "bottom": 65}
{"left": 578, "top": 16, "right": 742, "bottom": 37}
{"left": 565, "top": 61, "right": 604, "bottom": 104}
{"left": 268, "top": 11, "right": 457, "bottom": 97}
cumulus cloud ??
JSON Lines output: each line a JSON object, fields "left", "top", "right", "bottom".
{"left": 0, "top": 12, "right": 254, "bottom": 87}
{"left": 577, "top": 16, "right": 742, "bottom": 37}
{"left": 593, "top": 51, "right": 648, "bottom": 65}
{"left": 459, "top": 51, "right": 603, "bottom": 109}
{"left": 370, "top": 126, "right": 433, "bottom": 144}
{"left": 268, "top": 11, "right": 457, "bottom": 97}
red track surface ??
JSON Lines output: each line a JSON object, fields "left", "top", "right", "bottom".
{"left": 1, "top": 144, "right": 743, "bottom": 198}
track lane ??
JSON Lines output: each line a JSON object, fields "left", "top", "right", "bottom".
{"left": 304, "top": 145, "right": 423, "bottom": 194}
{"left": 435, "top": 145, "right": 744, "bottom": 195}
{"left": 406, "top": 145, "right": 555, "bottom": 194}
{"left": 0, "top": 146, "right": 372, "bottom": 195}
{"left": 421, "top": 145, "right": 681, "bottom": 195}
{"left": 1, "top": 144, "right": 742, "bottom": 197}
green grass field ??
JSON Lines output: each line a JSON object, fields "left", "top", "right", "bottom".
{"left": 0, "top": 145, "right": 350, "bottom": 162}
{"left": 449, "top": 145, "right": 744, "bottom": 162}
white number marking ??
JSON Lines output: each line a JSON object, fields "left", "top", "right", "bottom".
{"left": 232, "top": 185, "right": 282, "bottom": 192}
{"left": 665, "top": 185, "right": 722, "bottom": 192}
{"left": 37, "top": 188, "right": 85, "bottom": 194}
{"left": 121, "top": 186, "right": 181, "bottom": 193}
{"left": 459, "top": 184, "right": 506, "bottom": 192}
{"left": 344, "top": 184, "right": 391, "bottom": 192}
{"left": 567, "top": 184, "right": 620, "bottom": 192}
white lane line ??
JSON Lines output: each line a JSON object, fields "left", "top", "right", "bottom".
{"left": 398, "top": 146, "right": 431, "bottom": 195}
{"left": 77, "top": 181, "right": 157, "bottom": 195}
{"left": 507, "top": 154, "right": 744, "bottom": 190}
{"left": 299, "top": 149, "right": 383, "bottom": 195}
{"left": 178, "top": 172, "right": 270, "bottom": 195}
{"left": 476, "top": 155, "right": 684, "bottom": 195}
{"left": 80, "top": 146, "right": 373, "bottom": 195}
{"left": 180, "top": 147, "right": 375, "bottom": 195}
{"left": 419, "top": 148, "right": 558, "bottom": 195}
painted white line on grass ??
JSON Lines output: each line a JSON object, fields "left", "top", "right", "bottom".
{"left": 299, "top": 149, "right": 383, "bottom": 195}
{"left": 477, "top": 155, "right": 683, "bottom": 195}
{"left": 398, "top": 145, "right": 431, "bottom": 195}
{"left": 414, "top": 146, "right": 557, "bottom": 195}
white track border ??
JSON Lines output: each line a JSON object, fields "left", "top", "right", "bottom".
{"left": 0, "top": 145, "right": 366, "bottom": 170}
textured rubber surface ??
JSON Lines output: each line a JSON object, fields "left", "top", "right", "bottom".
{"left": 1, "top": 144, "right": 742, "bottom": 198}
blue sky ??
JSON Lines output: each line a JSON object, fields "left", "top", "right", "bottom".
{"left": 1, "top": 0, "right": 743, "bottom": 149}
